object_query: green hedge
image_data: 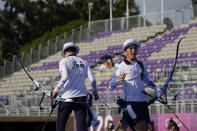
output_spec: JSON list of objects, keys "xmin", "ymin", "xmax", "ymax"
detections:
[{"xmin": 20, "ymin": 19, "xmax": 87, "ymax": 54}]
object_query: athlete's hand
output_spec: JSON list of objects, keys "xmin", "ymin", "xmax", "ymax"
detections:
[
  {"xmin": 117, "ymin": 73, "xmax": 127, "ymax": 82},
  {"xmin": 93, "ymin": 91, "xmax": 99, "ymax": 101},
  {"xmin": 157, "ymin": 87, "xmax": 165, "ymax": 96},
  {"xmin": 49, "ymin": 90, "xmax": 57, "ymax": 99}
]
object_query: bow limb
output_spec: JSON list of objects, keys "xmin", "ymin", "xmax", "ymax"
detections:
[{"xmin": 143, "ymin": 37, "xmax": 184, "ymax": 105}]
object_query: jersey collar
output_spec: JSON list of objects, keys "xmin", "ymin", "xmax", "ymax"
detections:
[{"xmin": 123, "ymin": 59, "xmax": 136, "ymax": 65}]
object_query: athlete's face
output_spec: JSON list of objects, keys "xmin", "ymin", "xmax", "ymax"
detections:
[
  {"xmin": 125, "ymin": 44, "xmax": 138, "ymax": 61},
  {"xmin": 64, "ymin": 51, "xmax": 76, "ymax": 57}
]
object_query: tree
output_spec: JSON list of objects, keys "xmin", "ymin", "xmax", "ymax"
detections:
[
  {"xmin": 0, "ymin": 0, "xmax": 27, "ymax": 58},
  {"xmin": 0, "ymin": 0, "xmax": 79, "ymax": 59},
  {"xmin": 113, "ymin": 0, "xmax": 140, "ymax": 18},
  {"xmin": 91, "ymin": 0, "xmax": 110, "ymax": 20},
  {"xmin": 72, "ymin": 0, "xmax": 140, "ymax": 21},
  {"xmin": 164, "ymin": 17, "xmax": 174, "ymax": 30},
  {"xmin": 192, "ymin": 0, "xmax": 197, "ymax": 17},
  {"xmin": 72, "ymin": 0, "xmax": 89, "ymax": 20},
  {"xmin": 0, "ymin": 0, "xmax": 140, "ymax": 60}
]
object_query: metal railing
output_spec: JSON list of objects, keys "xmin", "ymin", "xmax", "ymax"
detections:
[
  {"xmin": 1, "ymin": 89, "xmax": 197, "ymax": 116},
  {"xmin": 1, "ymin": 62, "xmax": 197, "ymax": 116}
]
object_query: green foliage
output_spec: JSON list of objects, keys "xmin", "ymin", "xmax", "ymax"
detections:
[
  {"xmin": 164, "ymin": 17, "xmax": 174, "ymax": 30},
  {"xmin": 192, "ymin": 0, "xmax": 197, "ymax": 17},
  {"xmin": 91, "ymin": 0, "xmax": 109, "ymax": 20},
  {"xmin": 72, "ymin": 0, "xmax": 140, "ymax": 20},
  {"xmin": 0, "ymin": 0, "xmax": 140, "ymax": 60},
  {"xmin": 20, "ymin": 19, "xmax": 87, "ymax": 53},
  {"xmin": 0, "ymin": 0, "xmax": 80, "ymax": 59},
  {"xmin": 72, "ymin": 0, "xmax": 89, "ymax": 20},
  {"xmin": 113, "ymin": 0, "xmax": 140, "ymax": 18}
]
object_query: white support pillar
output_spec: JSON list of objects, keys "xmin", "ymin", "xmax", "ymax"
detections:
[
  {"xmin": 143, "ymin": 0, "xmax": 146, "ymax": 26},
  {"xmin": 126, "ymin": 0, "xmax": 129, "ymax": 29},
  {"xmin": 161, "ymin": 0, "xmax": 164, "ymax": 24},
  {"xmin": 88, "ymin": 2, "xmax": 93, "ymax": 39},
  {"xmin": 110, "ymin": 0, "xmax": 113, "ymax": 31}
]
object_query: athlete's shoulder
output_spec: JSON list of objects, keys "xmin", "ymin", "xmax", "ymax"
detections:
[
  {"xmin": 119, "ymin": 61, "xmax": 127, "ymax": 67},
  {"xmin": 114, "ymin": 62, "xmax": 125, "ymax": 72},
  {"xmin": 76, "ymin": 56, "xmax": 87, "ymax": 64},
  {"xmin": 59, "ymin": 58, "xmax": 69, "ymax": 65},
  {"xmin": 136, "ymin": 59, "xmax": 143, "ymax": 64},
  {"xmin": 59, "ymin": 58, "xmax": 65, "ymax": 63},
  {"xmin": 136, "ymin": 60, "xmax": 145, "ymax": 68},
  {"xmin": 76, "ymin": 56, "xmax": 84, "ymax": 60}
]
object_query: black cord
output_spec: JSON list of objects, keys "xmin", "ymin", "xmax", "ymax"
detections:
[
  {"xmin": 39, "ymin": 93, "xmax": 46, "ymax": 110},
  {"xmin": 41, "ymin": 101, "xmax": 59, "ymax": 131}
]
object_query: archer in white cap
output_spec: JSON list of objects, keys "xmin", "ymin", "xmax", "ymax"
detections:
[
  {"xmin": 61, "ymin": 42, "xmax": 80, "ymax": 57},
  {"xmin": 110, "ymin": 38, "xmax": 160, "ymax": 131},
  {"xmin": 50, "ymin": 42, "xmax": 99, "ymax": 131},
  {"xmin": 122, "ymin": 38, "xmax": 141, "ymax": 51}
]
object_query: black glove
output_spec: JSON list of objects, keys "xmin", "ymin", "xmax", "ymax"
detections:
[{"xmin": 92, "ymin": 91, "xmax": 99, "ymax": 101}]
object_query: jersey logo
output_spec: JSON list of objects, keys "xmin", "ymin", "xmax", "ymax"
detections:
[
  {"xmin": 71, "ymin": 60, "xmax": 85, "ymax": 77},
  {"xmin": 72, "ymin": 60, "xmax": 84, "ymax": 68},
  {"xmin": 79, "ymin": 61, "xmax": 84, "ymax": 68},
  {"xmin": 123, "ymin": 59, "xmax": 144, "ymax": 80},
  {"xmin": 72, "ymin": 60, "xmax": 79, "ymax": 68}
]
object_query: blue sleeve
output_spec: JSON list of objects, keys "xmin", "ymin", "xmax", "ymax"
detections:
[
  {"xmin": 87, "ymin": 63, "xmax": 97, "ymax": 92},
  {"xmin": 110, "ymin": 66, "xmax": 121, "ymax": 89},
  {"xmin": 142, "ymin": 64, "xmax": 158, "ymax": 90},
  {"xmin": 91, "ymin": 80, "xmax": 97, "ymax": 91}
]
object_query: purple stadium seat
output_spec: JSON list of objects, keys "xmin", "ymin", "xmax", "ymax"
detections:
[
  {"xmin": 185, "ymin": 88, "xmax": 195, "ymax": 99},
  {"xmin": 28, "ymin": 22, "xmax": 197, "ymax": 76},
  {"xmin": 0, "ymin": 96, "xmax": 9, "ymax": 105}
]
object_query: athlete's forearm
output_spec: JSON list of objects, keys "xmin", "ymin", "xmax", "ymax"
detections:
[
  {"xmin": 110, "ymin": 76, "xmax": 119, "ymax": 89},
  {"xmin": 145, "ymin": 80, "xmax": 159, "ymax": 90},
  {"xmin": 54, "ymin": 77, "xmax": 67, "ymax": 92}
]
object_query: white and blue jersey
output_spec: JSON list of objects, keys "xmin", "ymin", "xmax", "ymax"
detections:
[
  {"xmin": 110, "ymin": 60, "xmax": 158, "ymax": 102},
  {"xmin": 55, "ymin": 55, "xmax": 97, "ymax": 99}
]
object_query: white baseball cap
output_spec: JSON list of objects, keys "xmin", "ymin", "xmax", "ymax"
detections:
[
  {"xmin": 122, "ymin": 38, "xmax": 141, "ymax": 51},
  {"xmin": 61, "ymin": 42, "xmax": 80, "ymax": 57}
]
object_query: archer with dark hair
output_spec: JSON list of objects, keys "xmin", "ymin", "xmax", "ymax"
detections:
[
  {"xmin": 167, "ymin": 118, "xmax": 179, "ymax": 131},
  {"xmin": 110, "ymin": 39, "xmax": 160, "ymax": 131}
]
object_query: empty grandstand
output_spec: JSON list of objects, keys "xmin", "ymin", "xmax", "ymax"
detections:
[{"xmin": 0, "ymin": 2, "xmax": 197, "ymax": 131}]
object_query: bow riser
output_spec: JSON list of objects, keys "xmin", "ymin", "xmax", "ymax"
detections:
[{"xmin": 146, "ymin": 37, "xmax": 184, "ymax": 105}]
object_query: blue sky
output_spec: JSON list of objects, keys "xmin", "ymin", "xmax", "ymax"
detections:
[
  {"xmin": 0, "ymin": 0, "xmax": 4, "ymax": 10},
  {"xmin": 135, "ymin": 0, "xmax": 191, "ymax": 14}
]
